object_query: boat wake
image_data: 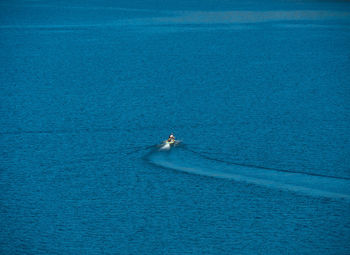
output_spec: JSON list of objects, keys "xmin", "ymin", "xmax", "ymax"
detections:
[{"xmin": 145, "ymin": 145, "xmax": 350, "ymax": 201}]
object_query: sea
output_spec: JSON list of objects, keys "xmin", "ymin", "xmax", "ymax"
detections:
[{"xmin": 1, "ymin": 0, "xmax": 350, "ymax": 254}]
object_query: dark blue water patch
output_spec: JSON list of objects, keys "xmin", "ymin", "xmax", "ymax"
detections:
[{"xmin": 6, "ymin": 0, "xmax": 346, "ymax": 12}]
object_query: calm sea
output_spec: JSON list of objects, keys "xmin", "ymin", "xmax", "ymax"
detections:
[{"xmin": 1, "ymin": 0, "xmax": 350, "ymax": 254}]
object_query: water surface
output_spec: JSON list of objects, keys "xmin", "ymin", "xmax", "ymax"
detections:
[{"xmin": 1, "ymin": 0, "xmax": 350, "ymax": 254}]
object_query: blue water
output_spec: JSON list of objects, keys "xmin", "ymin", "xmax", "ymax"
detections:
[{"xmin": 1, "ymin": 0, "xmax": 350, "ymax": 254}]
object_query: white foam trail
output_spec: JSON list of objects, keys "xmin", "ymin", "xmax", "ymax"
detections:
[
  {"xmin": 147, "ymin": 148, "xmax": 350, "ymax": 201},
  {"xmin": 159, "ymin": 143, "xmax": 171, "ymax": 151}
]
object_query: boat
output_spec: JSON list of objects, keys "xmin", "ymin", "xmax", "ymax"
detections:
[
  {"xmin": 166, "ymin": 138, "xmax": 175, "ymax": 145},
  {"xmin": 160, "ymin": 138, "xmax": 176, "ymax": 150}
]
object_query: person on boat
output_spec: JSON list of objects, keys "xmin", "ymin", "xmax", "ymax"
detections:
[{"xmin": 168, "ymin": 133, "xmax": 175, "ymax": 142}]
